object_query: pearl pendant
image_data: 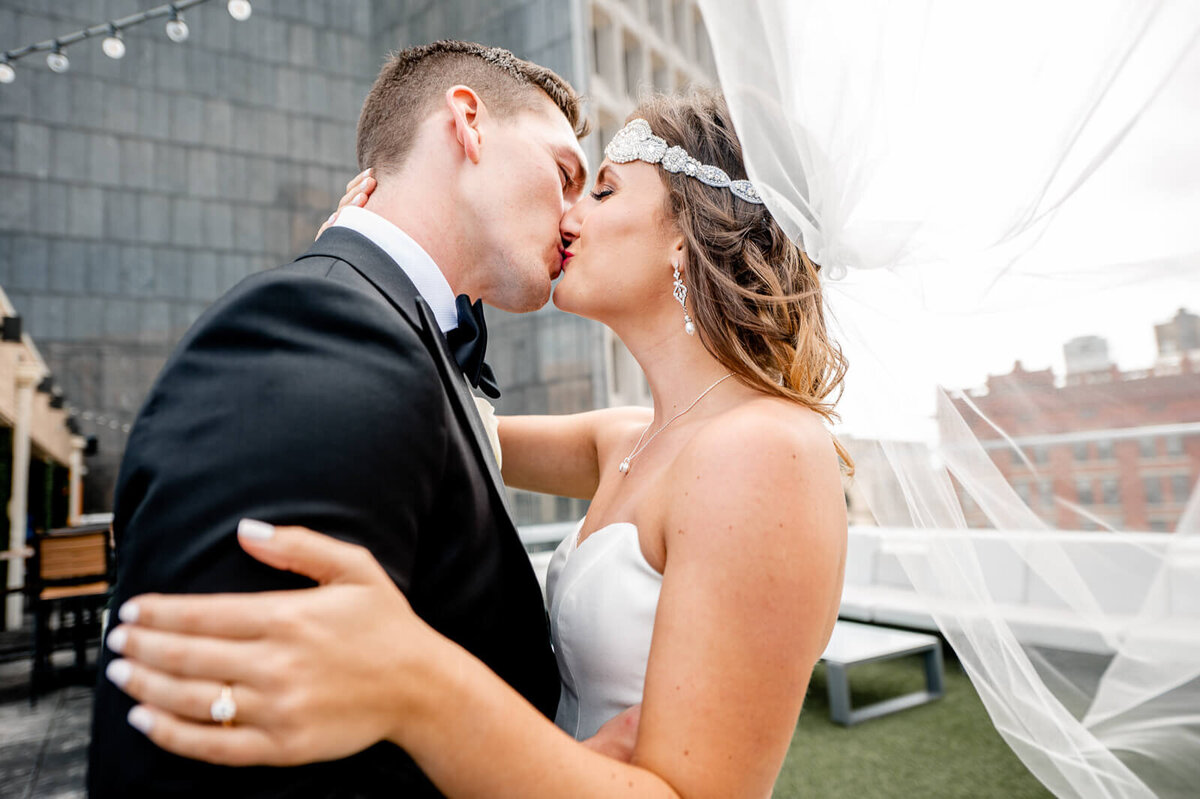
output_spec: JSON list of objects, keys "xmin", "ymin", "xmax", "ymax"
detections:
[
  {"xmin": 618, "ymin": 458, "xmax": 630, "ymax": 474},
  {"xmin": 685, "ymin": 320, "xmax": 695, "ymax": 335}
]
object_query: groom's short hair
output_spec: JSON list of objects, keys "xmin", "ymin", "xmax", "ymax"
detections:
[{"xmin": 357, "ymin": 40, "xmax": 589, "ymax": 174}]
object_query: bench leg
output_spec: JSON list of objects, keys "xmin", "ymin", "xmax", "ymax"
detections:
[
  {"xmin": 923, "ymin": 642, "xmax": 945, "ymax": 698},
  {"xmin": 825, "ymin": 644, "xmax": 946, "ymax": 726},
  {"xmin": 825, "ymin": 663, "xmax": 854, "ymax": 726}
]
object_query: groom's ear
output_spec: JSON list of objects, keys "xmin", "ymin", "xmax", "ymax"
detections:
[{"xmin": 445, "ymin": 85, "xmax": 484, "ymax": 165}]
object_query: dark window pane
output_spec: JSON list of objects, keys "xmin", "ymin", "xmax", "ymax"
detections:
[
  {"xmin": 1077, "ymin": 479, "xmax": 1094, "ymax": 505},
  {"xmin": 1171, "ymin": 474, "xmax": 1192, "ymax": 502},
  {"xmin": 1102, "ymin": 478, "xmax": 1119, "ymax": 505},
  {"xmin": 1143, "ymin": 477, "xmax": 1162, "ymax": 504}
]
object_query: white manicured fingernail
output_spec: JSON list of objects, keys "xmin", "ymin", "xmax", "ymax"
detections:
[
  {"xmin": 106, "ymin": 626, "xmax": 127, "ymax": 654},
  {"xmin": 128, "ymin": 705, "xmax": 155, "ymax": 734},
  {"xmin": 352, "ymin": 192, "xmax": 366, "ymax": 205},
  {"xmin": 238, "ymin": 518, "xmax": 276, "ymax": 541},
  {"xmin": 117, "ymin": 601, "xmax": 139, "ymax": 624},
  {"xmin": 326, "ymin": 212, "xmax": 337, "ymax": 223},
  {"xmin": 106, "ymin": 658, "xmax": 132, "ymax": 688}
]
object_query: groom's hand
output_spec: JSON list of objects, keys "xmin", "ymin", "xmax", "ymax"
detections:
[{"xmin": 582, "ymin": 704, "xmax": 641, "ymax": 763}]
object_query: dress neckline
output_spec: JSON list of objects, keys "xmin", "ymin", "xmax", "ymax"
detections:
[{"xmin": 573, "ymin": 519, "xmax": 638, "ymax": 552}]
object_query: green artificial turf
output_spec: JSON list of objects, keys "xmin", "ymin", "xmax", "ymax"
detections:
[{"xmin": 773, "ymin": 650, "xmax": 1053, "ymax": 798}]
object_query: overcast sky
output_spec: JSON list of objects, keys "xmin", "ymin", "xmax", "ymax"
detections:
[{"xmin": 811, "ymin": 15, "xmax": 1200, "ymax": 439}]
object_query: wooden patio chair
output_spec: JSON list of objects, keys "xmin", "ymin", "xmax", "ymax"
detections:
[{"xmin": 28, "ymin": 523, "xmax": 113, "ymax": 703}]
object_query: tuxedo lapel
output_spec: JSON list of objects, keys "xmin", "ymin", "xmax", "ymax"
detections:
[
  {"xmin": 298, "ymin": 226, "xmax": 514, "ymax": 521},
  {"xmin": 297, "ymin": 227, "xmax": 422, "ymax": 328},
  {"xmin": 416, "ymin": 299, "xmax": 514, "ymax": 519}
]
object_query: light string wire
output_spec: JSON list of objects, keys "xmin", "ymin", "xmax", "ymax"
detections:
[{"xmin": 0, "ymin": 0, "xmax": 252, "ymax": 83}]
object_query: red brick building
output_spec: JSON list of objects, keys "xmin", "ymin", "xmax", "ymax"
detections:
[{"xmin": 952, "ymin": 310, "xmax": 1200, "ymax": 532}]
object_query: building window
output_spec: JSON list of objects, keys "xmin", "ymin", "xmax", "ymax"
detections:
[
  {"xmin": 592, "ymin": 11, "xmax": 619, "ymax": 90},
  {"xmin": 1014, "ymin": 480, "xmax": 1031, "ymax": 505},
  {"xmin": 1097, "ymin": 440, "xmax": 1114, "ymax": 460},
  {"xmin": 1039, "ymin": 479, "xmax": 1054, "ymax": 508},
  {"xmin": 1166, "ymin": 435, "xmax": 1184, "ymax": 457},
  {"xmin": 1143, "ymin": 476, "xmax": 1162, "ymax": 504},
  {"xmin": 1102, "ymin": 478, "xmax": 1119, "ymax": 506},
  {"xmin": 1032, "ymin": 445, "xmax": 1049, "ymax": 464},
  {"xmin": 556, "ymin": 495, "xmax": 574, "ymax": 521},
  {"xmin": 610, "ymin": 336, "xmax": 622, "ymax": 396},
  {"xmin": 1073, "ymin": 442, "xmax": 1089, "ymax": 461},
  {"xmin": 673, "ymin": 0, "xmax": 691, "ymax": 54},
  {"xmin": 623, "ymin": 32, "xmax": 644, "ymax": 96},
  {"xmin": 1076, "ymin": 479, "xmax": 1094, "ymax": 505},
  {"xmin": 651, "ymin": 52, "xmax": 669, "ymax": 90},
  {"xmin": 1171, "ymin": 473, "xmax": 1192, "ymax": 502},
  {"xmin": 648, "ymin": 0, "xmax": 666, "ymax": 34},
  {"xmin": 693, "ymin": 8, "xmax": 715, "ymax": 73},
  {"xmin": 1139, "ymin": 437, "xmax": 1157, "ymax": 458},
  {"xmin": 1149, "ymin": 519, "xmax": 1168, "ymax": 532}
]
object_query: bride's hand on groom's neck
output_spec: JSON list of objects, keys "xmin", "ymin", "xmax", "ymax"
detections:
[{"xmin": 316, "ymin": 168, "xmax": 377, "ymax": 239}]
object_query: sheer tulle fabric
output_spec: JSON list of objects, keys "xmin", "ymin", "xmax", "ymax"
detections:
[{"xmin": 697, "ymin": 1, "xmax": 1200, "ymax": 796}]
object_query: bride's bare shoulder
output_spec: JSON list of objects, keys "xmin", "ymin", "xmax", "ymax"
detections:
[
  {"xmin": 664, "ymin": 397, "xmax": 845, "ymax": 541},
  {"xmin": 695, "ymin": 397, "xmax": 838, "ymax": 469}
]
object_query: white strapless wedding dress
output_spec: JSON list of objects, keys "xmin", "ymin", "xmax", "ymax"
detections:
[{"xmin": 544, "ymin": 520, "xmax": 663, "ymax": 740}]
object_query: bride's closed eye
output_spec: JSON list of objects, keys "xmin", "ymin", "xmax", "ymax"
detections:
[{"xmin": 590, "ymin": 187, "xmax": 614, "ymax": 200}]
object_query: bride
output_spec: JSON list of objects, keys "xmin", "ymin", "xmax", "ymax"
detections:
[{"xmin": 102, "ymin": 89, "xmax": 849, "ymax": 797}]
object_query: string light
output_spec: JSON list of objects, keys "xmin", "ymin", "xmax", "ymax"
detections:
[
  {"xmin": 46, "ymin": 42, "xmax": 69, "ymax": 74},
  {"xmin": 66, "ymin": 406, "xmax": 133, "ymax": 437},
  {"xmin": 227, "ymin": 0, "xmax": 252, "ymax": 22},
  {"xmin": 0, "ymin": 0, "xmax": 252, "ymax": 85},
  {"xmin": 164, "ymin": 6, "xmax": 190, "ymax": 43},
  {"xmin": 101, "ymin": 25, "xmax": 125, "ymax": 60}
]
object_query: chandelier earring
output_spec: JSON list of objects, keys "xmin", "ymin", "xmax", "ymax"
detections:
[{"xmin": 672, "ymin": 263, "xmax": 695, "ymax": 336}]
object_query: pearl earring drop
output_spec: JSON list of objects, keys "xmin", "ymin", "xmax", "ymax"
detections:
[{"xmin": 673, "ymin": 264, "xmax": 695, "ymax": 335}]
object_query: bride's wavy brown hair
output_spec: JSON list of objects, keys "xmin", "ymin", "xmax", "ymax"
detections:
[{"xmin": 632, "ymin": 88, "xmax": 852, "ymax": 471}]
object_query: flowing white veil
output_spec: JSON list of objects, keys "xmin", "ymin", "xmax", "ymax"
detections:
[{"xmin": 696, "ymin": 1, "xmax": 1200, "ymax": 796}]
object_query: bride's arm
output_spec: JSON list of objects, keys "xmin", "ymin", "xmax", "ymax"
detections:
[
  {"xmin": 105, "ymin": 410, "xmax": 844, "ymax": 797},
  {"xmin": 497, "ymin": 407, "xmax": 649, "ymax": 498},
  {"xmin": 398, "ymin": 411, "xmax": 845, "ymax": 798}
]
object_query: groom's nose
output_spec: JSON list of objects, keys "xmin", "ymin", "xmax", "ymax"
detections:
[{"xmin": 559, "ymin": 203, "xmax": 582, "ymax": 245}]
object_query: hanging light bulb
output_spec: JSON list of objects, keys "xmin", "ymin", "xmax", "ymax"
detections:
[
  {"xmin": 102, "ymin": 25, "xmax": 125, "ymax": 59},
  {"xmin": 165, "ymin": 7, "xmax": 190, "ymax": 43},
  {"xmin": 227, "ymin": 0, "xmax": 253, "ymax": 21},
  {"xmin": 46, "ymin": 42, "xmax": 70, "ymax": 73},
  {"xmin": 0, "ymin": 58, "xmax": 14, "ymax": 84}
]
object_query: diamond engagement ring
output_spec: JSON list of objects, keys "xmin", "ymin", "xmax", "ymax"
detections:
[{"xmin": 210, "ymin": 684, "xmax": 237, "ymax": 726}]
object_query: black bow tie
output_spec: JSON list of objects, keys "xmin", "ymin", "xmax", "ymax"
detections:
[{"xmin": 446, "ymin": 294, "xmax": 501, "ymax": 399}]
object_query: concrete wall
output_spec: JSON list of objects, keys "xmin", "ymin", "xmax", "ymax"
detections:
[{"xmin": 0, "ymin": 0, "xmax": 378, "ymax": 509}]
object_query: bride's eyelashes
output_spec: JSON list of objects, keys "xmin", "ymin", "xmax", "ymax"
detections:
[{"xmin": 589, "ymin": 187, "xmax": 614, "ymax": 201}]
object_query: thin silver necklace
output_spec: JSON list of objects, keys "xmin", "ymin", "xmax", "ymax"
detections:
[{"xmin": 618, "ymin": 373, "xmax": 735, "ymax": 475}]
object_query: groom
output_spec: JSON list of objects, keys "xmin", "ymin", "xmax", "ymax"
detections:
[{"xmin": 89, "ymin": 41, "xmax": 590, "ymax": 797}]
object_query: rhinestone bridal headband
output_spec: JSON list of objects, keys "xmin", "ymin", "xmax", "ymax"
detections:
[{"xmin": 605, "ymin": 118, "xmax": 765, "ymax": 205}]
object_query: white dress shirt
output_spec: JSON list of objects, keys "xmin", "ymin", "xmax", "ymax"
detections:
[
  {"xmin": 331, "ymin": 207, "xmax": 501, "ymax": 465},
  {"xmin": 332, "ymin": 206, "xmax": 459, "ymax": 334}
]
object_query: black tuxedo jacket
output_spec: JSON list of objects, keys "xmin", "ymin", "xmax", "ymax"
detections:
[{"xmin": 88, "ymin": 227, "xmax": 559, "ymax": 797}]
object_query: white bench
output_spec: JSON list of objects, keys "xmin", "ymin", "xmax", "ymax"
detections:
[
  {"xmin": 819, "ymin": 620, "xmax": 945, "ymax": 725},
  {"xmin": 839, "ymin": 526, "xmax": 1198, "ymax": 655}
]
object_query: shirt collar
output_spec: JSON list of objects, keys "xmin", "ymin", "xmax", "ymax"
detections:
[{"xmin": 332, "ymin": 206, "xmax": 459, "ymax": 334}]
